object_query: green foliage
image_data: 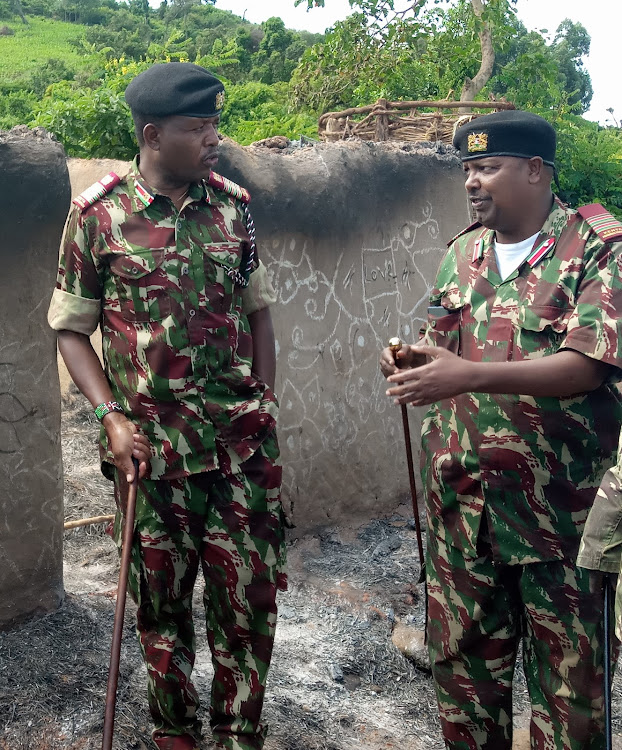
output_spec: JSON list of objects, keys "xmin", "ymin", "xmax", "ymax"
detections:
[
  {"xmin": 34, "ymin": 82, "xmax": 136, "ymax": 157},
  {"xmin": 221, "ymin": 81, "xmax": 317, "ymax": 143},
  {"xmin": 490, "ymin": 17, "xmax": 592, "ymax": 113},
  {"xmin": 292, "ymin": 0, "xmax": 622, "ymax": 218},
  {"xmin": 252, "ymin": 16, "xmax": 306, "ymax": 85},
  {"xmin": 0, "ymin": 16, "xmax": 84, "ymax": 86},
  {"xmin": 0, "ymin": 89, "xmax": 37, "ymax": 129},
  {"xmin": 291, "ymin": 0, "xmax": 523, "ymax": 112},
  {"xmin": 0, "ymin": 0, "xmax": 619, "ymax": 218},
  {"xmin": 550, "ymin": 115, "xmax": 622, "ymax": 219}
]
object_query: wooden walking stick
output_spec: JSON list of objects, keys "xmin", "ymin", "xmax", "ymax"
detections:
[
  {"xmin": 604, "ymin": 574, "xmax": 613, "ymax": 750},
  {"xmin": 102, "ymin": 458, "xmax": 139, "ymax": 750},
  {"xmin": 388, "ymin": 337, "xmax": 426, "ymax": 583}
]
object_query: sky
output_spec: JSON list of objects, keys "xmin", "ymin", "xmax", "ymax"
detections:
[{"xmin": 213, "ymin": 0, "xmax": 620, "ymax": 126}]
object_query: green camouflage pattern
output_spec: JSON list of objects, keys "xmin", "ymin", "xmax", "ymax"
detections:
[
  {"xmin": 427, "ymin": 529, "xmax": 615, "ymax": 750},
  {"xmin": 420, "ymin": 198, "xmax": 622, "ymax": 566},
  {"xmin": 578, "ymin": 428, "xmax": 622, "ymax": 640},
  {"xmin": 49, "ymin": 159, "xmax": 278, "ymax": 480},
  {"xmin": 112, "ymin": 433, "xmax": 286, "ymax": 750}
]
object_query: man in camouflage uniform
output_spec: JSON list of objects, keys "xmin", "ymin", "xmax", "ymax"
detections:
[
  {"xmin": 380, "ymin": 110, "xmax": 622, "ymax": 749},
  {"xmin": 48, "ymin": 63, "xmax": 286, "ymax": 750}
]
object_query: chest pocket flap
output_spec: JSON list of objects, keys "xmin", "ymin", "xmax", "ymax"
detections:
[
  {"xmin": 109, "ymin": 249, "xmax": 164, "ymax": 279},
  {"xmin": 204, "ymin": 242, "xmax": 242, "ymax": 271},
  {"xmin": 108, "ymin": 250, "xmax": 170, "ymax": 322},
  {"xmin": 515, "ymin": 303, "xmax": 571, "ymax": 359},
  {"xmin": 517, "ymin": 304, "xmax": 570, "ymax": 334}
]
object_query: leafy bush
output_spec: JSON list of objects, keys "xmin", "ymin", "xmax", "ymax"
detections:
[
  {"xmin": 551, "ymin": 114, "xmax": 622, "ymax": 219},
  {"xmin": 223, "ymin": 82, "xmax": 317, "ymax": 143}
]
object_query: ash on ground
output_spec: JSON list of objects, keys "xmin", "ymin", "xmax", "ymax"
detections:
[{"xmin": 1, "ymin": 387, "xmax": 621, "ymax": 750}]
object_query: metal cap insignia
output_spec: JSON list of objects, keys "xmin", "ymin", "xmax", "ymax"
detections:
[
  {"xmin": 215, "ymin": 90, "xmax": 225, "ymax": 110},
  {"xmin": 467, "ymin": 132, "xmax": 488, "ymax": 153}
]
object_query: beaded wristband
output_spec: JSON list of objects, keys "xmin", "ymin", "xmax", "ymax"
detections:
[{"xmin": 94, "ymin": 401, "xmax": 124, "ymax": 421}]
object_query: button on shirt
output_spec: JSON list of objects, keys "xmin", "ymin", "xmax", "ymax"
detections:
[{"xmin": 49, "ymin": 161, "xmax": 278, "ymax": 479}]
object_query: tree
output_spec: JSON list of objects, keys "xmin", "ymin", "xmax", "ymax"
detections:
[
  {"xmin": 251, "ymin": 17, "xmax": 307, "ymax": 85},
  {"xmin": 459, "ymin": 0, "xmax": 493, "ymax": 106},
  {"xmin": 294, "ymin": 0, "xmax": 517, "ymax": 106},
  {"xmin": 291, "ymin": 0, "xmax": 595, "ymax": 117},
  {"xmin": 551, "ymin": 19, "xmax": 592, "ymax": 112},
  {"xmin": 11, "ymin": 0, "xmax": 27, "ymax": 24}
]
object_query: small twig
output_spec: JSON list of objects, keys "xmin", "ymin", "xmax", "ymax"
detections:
[{"xmin": 63, "ymin": 514, "xmax": 114, "ymax": 530}]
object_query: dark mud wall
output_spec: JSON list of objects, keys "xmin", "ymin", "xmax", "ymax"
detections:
[
  {"xmin": 65, "ymin": 139, "xmax": 470, "ymax": 533},
  {"xmin": 0, "ymin": 129, "xmax": 70, "ymax": 627}
]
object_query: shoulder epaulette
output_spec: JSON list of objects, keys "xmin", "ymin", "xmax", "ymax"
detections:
[
  {"xmin": 576, "ymin": 203, "xmax": 622, "ymax": 243},
  {"xmin": 208, "ymin": 171, "xmax": 251, "ymax": 204},
  {"xmin": 73, "ymin": 172, "xmax": 121, "ymax": 211},
  {"xmin": 447, "ymin": 220, "xmax": 482, "ymax": 248}
]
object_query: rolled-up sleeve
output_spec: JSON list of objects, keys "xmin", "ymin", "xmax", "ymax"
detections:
[
  {"xmin": 47, "ymin": 207, "xmax": 102, "ymax": 335},
  {"xmin": 562, "ymin": 235, "xmax": 622, "ymax": 371},
  {"xmin": 241, "ymin": 259, "xmax": 277, "ymax": 315},
  {"xmin": 578, "ymin": 429, "xmax": 622, "ymax": 572}
]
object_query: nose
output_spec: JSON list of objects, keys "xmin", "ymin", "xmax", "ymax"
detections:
[
  {"xmin": 204, "ymin": 124, "xmax": 219, "ymax": 147},
  {"xmin": 464, "ymin": 168, "xmax": 479, "ymax": 191}
]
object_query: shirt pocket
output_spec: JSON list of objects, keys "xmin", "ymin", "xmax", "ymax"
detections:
[
  {"xmin": 204, "ymin": 241, "xmax": 244, "ymax": 278},
  {"xmin": 514, "ymin": 304, "xmax": 571, "ymax": 360},
  {"xmin": 108, "ymin": 250, "xmax": 171, "ymax": 323},
  {"xmin": 202, "ymin": 241, "xmax": 249, "ymax": 313},
  {"xmin": 426, "ymin": 289, "xmax": 464, "ymax": 355}
]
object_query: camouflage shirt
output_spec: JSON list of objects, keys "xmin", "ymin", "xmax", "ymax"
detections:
[
  {"xmin": 420, "ymin": 198, "xmax": 622, "ymax": 565},
  {"xmin": 49, "ymin": 160, "xmax": 278, "ymax": 480}
]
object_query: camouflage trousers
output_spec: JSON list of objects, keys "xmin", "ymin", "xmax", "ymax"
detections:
[
  {"xmin": 112, "ymin": 433, "xmax": 287, "ymax": 750},
  {"xmin": 426, "ymin": 529, "xmax": 615, "ymax": 750}
]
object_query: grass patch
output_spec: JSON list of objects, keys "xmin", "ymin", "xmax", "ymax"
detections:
[{"xmin": 0, "ymin": 17, "xmax": 85, "ymax": 88}]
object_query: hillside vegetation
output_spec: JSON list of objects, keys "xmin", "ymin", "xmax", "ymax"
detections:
[{"xmin": 0, "ymin": 0, "xmax": 620, "ymax": 215}]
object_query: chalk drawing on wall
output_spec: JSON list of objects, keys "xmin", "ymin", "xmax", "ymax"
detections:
[
  {"xmin": 0, "ymin": 363, "xmax": 30, "ymax": 454},
  {"xmin": 263, "ymin": 204, "xmax": 445, "ymax": 506}
]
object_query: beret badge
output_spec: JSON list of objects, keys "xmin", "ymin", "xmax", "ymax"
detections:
[
  {"xmin": 467, "ymin": 132, "xmax": 488, "ymax": 153},
  {"xmin": 215, "ymin": 90, "xmax": 225, "ymax": 110}
]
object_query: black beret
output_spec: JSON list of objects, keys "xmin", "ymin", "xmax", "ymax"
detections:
[
  {"xmin": 453, "ymin": 110, "xmax": 556, "ymax": 166},
  {"xmin": 125, "ymin": 62, "xmax": 225, "ymax": 118}
]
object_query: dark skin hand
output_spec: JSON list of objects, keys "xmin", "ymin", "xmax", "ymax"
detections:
[
  {"xmin": 248, "ymin": 306, "xmax": 277, "ymax": 390},
  {"xmin": 57, "ymin": 330, "xmax": 151, "ymax": 482},
  {"xmin": 381, "ymin": 344, "xmax": 612, "ymax": 406},
  {"xmin": 380, "ymin": 341, "xmax": 428, "ymax": 378}
]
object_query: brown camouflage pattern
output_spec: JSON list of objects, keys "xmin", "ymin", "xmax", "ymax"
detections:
[
  {"xmin": 427, "ymin": 529, "xmax": 616, "ymax": 750},
  {"xmin": 420, "ymin": 197, "xmax": 622, "ymax": 566},
  {"xmin": 112, "ymin": 433, "xmax": 285, "ymax": 750},
  {"xmin": 49, "ymin": 159, "xmax": 278, "ymax": 480}
]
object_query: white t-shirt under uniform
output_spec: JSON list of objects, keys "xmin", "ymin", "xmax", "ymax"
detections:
[{"xmin": 494, "ymin": 231, "xmax": 540, "ymax": 281}]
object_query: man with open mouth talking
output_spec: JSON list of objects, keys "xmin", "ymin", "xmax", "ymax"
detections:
[{"xmin": 380, "ymin": 109, "xmax": 622, "ymax": 750}]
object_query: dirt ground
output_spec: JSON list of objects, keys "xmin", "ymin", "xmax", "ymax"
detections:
[{"xmin": 2, "ymin": 387, "xmax": 622, "ymax": 750}]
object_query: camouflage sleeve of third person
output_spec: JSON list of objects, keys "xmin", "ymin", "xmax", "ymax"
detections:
[{"xmin": 578, "ymin": 428, "xmax": 622, "ymax": 573}]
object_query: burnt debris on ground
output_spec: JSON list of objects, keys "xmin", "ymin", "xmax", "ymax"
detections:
[{"xmin": 1, "ymin": 386, "xmax": 621, "ymax": 749}]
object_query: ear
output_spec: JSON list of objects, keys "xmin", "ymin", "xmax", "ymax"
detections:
[
  {"xmin": 142, "ymin": 123, "xmax": 161, "ymax": 152},
  {"xmin": 527, "ymin": 156, "xmax": 544, "ymax": 184}
]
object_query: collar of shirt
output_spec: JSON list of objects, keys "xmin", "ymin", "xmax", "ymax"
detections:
[
  {"xmin": 124, "ymin": 157, "xmax": 217, "ymax": 213},
  {"xmin": 471, "ymin": 196, "xmax": 575, "ymax": 270}
]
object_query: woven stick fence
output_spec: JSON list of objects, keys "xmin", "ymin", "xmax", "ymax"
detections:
[{"xmin": 318, "ymin": 98, "xmax": 515, "ymax": 144}]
